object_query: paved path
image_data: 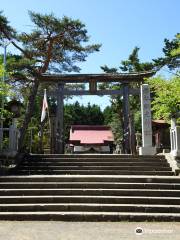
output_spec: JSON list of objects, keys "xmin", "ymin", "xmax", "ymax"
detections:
[{"xmin": 0, "ymin": 221, "xmax": 180, "ymax": 240}]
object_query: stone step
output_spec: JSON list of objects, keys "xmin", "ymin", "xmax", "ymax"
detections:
[
  {"xmin": 0, "ymin": 182, "xmax": 180, "ymax": 189},
  {"xmin": 0, "ymin": 189, "xmax": 179, "ymax": 197},
  {"xmin": 1, "ymin": 154, "xmax": 178, "ymax": 222},
  {"xmin": 18, "ymin": 166, "xmax": 172, "ymax": 171},
  {"xmin": 1, "ymin": 175, "xmax": 180, "ymax": 183},
  {"xmin": 22, "ymin": 161, "xmax": 170, "ymax": 166},
  {"xmin": 28, "ymin": 158, "xmax": 167, "ymax": 162},
  {"xmin": 30, "ymin": 154, "xmax": 166, "ymax": 159},
  {"xmin": 14, "ymin": 170, "xmax": 174, "ymax": 175},
  {"xmin": 0, "ymin": 211, "xmax": 179, "ymax": 221},
  {"xmin": 30, "ymin": 154, "xmax": 131, "ymax": 158},
  {"xmin": 0, "ymin": 203, "xmax": 180, "ymax": 213},
  {"xmin": 0, "ymin": 195, "xmax": 180, "ymax": 205},
  {"xmin": 30, "ymin": 154, "xmax": 165, "ymax": 158}
]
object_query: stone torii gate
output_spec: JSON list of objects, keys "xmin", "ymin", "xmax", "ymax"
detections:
[{"xmin": 39, "ymin": 71, "xmax": 156, "ymax": 155}]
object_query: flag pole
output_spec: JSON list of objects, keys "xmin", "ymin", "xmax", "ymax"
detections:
[
  {"xmin": 40, "ymin": 89, "xmax": 52, "ymax": 153},
  {"xmin": 45, "ymin": 89, "xmax": 52, "ymax": 151},
  {"xmin": 47, "ymin": 102, "xmax": 52, "ymax": 151}
]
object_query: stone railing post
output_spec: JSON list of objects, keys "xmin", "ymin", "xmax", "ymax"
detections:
[{"xmin": 170, "ymin": 118, "xmax": 180, "ymax": 157}]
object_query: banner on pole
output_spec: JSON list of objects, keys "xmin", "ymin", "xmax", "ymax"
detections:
[{"xmin": 41, "ymin": 89, "xmax": 48, "ymax": 122}]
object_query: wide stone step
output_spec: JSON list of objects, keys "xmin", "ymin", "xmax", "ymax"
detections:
[
  {"xmin": 14, "ymin": 170, "xmax": 174, "ymax": 175},
  {"xmin": 30, "ymin": 154, "xmax": 166, "ymax": 158},
  {"xmin": 1, "ymin": 175, "xmax": 180, "ymax": 183},
  {"xmin": 1, "ymin": 182, "xmax": 179, "ymax": 189},
  {"xmin": 28, "ymin": 158, "xmax": 167, "ymax": 162},
  {"xmin": 0, "ymin": 203, "xmax": 180, "ymax": 213},
  {"xmin": 0, "ymin": 195, "xmax": 180, "ymax": 205},
  {"xmin": 0, "ymin": 154, "xmax": 177, "ymax": 222},
  {"xmin": 23, "ymin": 161, "xmax": 170, "ymax": 166},
  {"xmin": 30, "ymin": 154, "xmax": 133, "ymax": 159},
  {"xmin": 0, "ymin": 211, "xmax": 180, "ymax": 221},
  {"xmin": 0, "ymin": 188, "xmax": 179, "ymax": 197},
  {"xmin": 18, "ymin": 166, "xmax": 172, "ymax": 171},
  {"xmin": 0, "ymin": 211, "xmax": 179, "ymax": 221},
  {"xmin": 30, "ymin": 153, "xmax": 164, "ymax": 158}
]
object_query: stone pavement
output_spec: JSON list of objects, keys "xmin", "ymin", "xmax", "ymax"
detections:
[{"xmin": 0, "ymin": 221, "xmax": 179, "ymax": 240}]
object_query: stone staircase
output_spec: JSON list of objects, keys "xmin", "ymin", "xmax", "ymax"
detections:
[
  {"xmin": 12, "ymin": 154, "xmax": 174, "ymax": 176},
  {"xmin": 0, "ymin": 154, "xmax": 180, "ymax": 221}
]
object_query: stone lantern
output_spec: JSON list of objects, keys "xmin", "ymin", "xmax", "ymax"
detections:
[{"xmin": 6, "ymin": 99, "xmax": 22, "ymax": 155}]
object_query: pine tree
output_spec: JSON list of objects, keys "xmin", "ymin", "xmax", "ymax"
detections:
[
  {"xmin": 153, "ymin": 33, "xmax": 180, "ymax": 71},
  {"xmin": 0, "ymin": 11, "xmax": 101, "ymax": 150}
]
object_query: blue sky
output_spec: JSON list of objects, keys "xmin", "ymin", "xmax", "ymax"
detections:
[{"xmin": 1, "ymin": 0, "xmax": 179, "ymax": 109}]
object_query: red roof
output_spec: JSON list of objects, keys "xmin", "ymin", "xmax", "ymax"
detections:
[{"xmin": 69, "ymin": 125, "xmax": 114, "ymax": 145}]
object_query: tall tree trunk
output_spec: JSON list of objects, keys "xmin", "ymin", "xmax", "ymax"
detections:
[
  {"xmin": 17, "ymin": 39, "xmax": 60, "ymax": 153},
  {"xmin": 18, "ymin": 79, "xmax": 39, "ymax": 152}
]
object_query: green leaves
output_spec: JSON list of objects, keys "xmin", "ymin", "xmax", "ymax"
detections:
[
  {"xmin": 153, "ymin": 33, "xmax": 180, "ymax": 70},
  {"xmin": 0, "ymin": 11, "xmax": 101, "ymax": 76},
  {"xmin": 16, "ymin": 11, "xmax": 101, "ymax": 73},
  {"xmin": 147, "ymin": 76, "xmax": 180, "ymax": 121},
  {"xmin": 0, "ymin": 79, "xmax": 12, "ymax": 103},
  {"xmin": 0, "ymin": 64, "xmax": 14, "ymax": 117},
  {"xmin": 0, "ymin": 11, "xmax": 16, "ymax": 40},
  {"xmin": 0, "ymin": 64, "xmax": 12, "ymax": 97},
  {"xmin": 120, "ymin": 47, "xmax": 154, "ymax": 72}
]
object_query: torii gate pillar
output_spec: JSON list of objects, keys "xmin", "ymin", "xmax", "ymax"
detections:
[
  {"xmin": 55, "ymin": 83, "xmax": 64, "ymax": 154},
  {"xmin": 122, "ymin": 83, "xmax": 130, "ymax": 154}
]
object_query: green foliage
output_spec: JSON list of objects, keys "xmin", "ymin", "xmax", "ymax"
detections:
[
  {"xmin": 171, "ymin": 33, "xmax": 180, "ymax": 57},
  {"xmin": 101, "ymin": 47, "xmax": 154, "ymax": 74},
  {"xmin": 0, "ymin": 65, "xmax": 9, "ymax": 96},
  {"xmin": 134, "ymin": 110, "xmax": 142, "ymax": 132},
  {"xmin": 103, "ymin": 105, "xmax": 123, "ymax": 144},
  {"xmin": 109, "ymin": 113, "xmax": 123, "ymax": 145},
  {"xmin": 0, "ymin": 11, "xmax": 101, "ymax": 81},
  {"xmin": 101, "ymin": 65, "xmax": 118, "ymax": 73},
  {"xmin": 0, "ymin": 64, "xmax": 14, "ymax": 117},
  {"xmin": 153, "ymin": 33, "xmax": 180, "ymax": 70},
  {"xmin": 147, "ymin": 76, "xmax": 180, "ymax": 121},
  {"xmin": 103, "ymin": 106, "xmax": 113, "ymax": 125},
  {"xmin": 0, "ymin": 79, "xmax": 11, "ymax": 98},
  {"xmin": 0, "ymin": 10, "xmax": 16, "ymax": 40},
  {"xmin": 120, "ymin": 47, "xmax": 154, "ymax": 72},
  {"xmin": 11, "ymin": 11, "xmax": 100, "ymax": 75}
]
